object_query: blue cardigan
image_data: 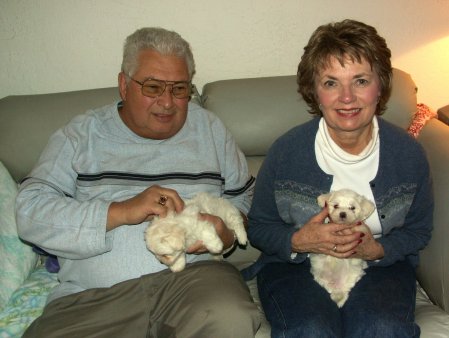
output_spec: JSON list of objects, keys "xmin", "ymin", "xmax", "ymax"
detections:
[{"xmin": 242, "ymin": 117, "xmax": 433, "ymax": 280}]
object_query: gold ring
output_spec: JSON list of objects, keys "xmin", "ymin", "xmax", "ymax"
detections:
[
  {"xmin": 332, "ymin": 244, "xmax": 337, "ymax": 252},
  {"xmin": 158, "ymin": 195, "xmax": 168, "ymax": 206}
]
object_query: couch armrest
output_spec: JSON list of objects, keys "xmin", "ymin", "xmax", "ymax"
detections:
[{"xmin": 416, "ymin": 118, "xmax": 449, "ymax": 312}]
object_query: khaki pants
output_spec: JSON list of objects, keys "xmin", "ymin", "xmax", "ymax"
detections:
[{"xmin": 24, "ymin": 261, "xmax": 260, "ymax": 338}]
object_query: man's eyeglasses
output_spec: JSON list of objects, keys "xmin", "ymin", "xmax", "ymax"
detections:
[{"xmin": 128, "ymin": 75, "xmax": 192, "ymax": 99}]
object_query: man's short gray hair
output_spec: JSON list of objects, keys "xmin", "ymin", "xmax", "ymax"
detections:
[{"xmin": 121, "ymin": 27, "xmax": 195, "ymax": 80}]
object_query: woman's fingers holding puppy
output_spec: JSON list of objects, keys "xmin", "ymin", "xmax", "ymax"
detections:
[
  {"xmin": 311, "ymin": 205, "xmax": 329, "ymax": 223},
  {"xmin": 291, "ymin": 209, "xmax": 364, "ymax": 255},
  {"xmin": 351, "ymin": 231, "xmax": 385, "ymax": 261},
  {"xmin": 327, "ymin": 223, "xmax": 364, "ymax": 255},
  {"xmin": 292, "ymin": 219, "xmax": 350, "ymax": 254},
  {"xmin": 328, "ymin": 238, "xmax": 361, "ymax": 257}
]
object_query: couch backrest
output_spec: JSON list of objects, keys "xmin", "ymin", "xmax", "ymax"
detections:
[
  {"xmin": 0, "ymin": 87, "xmax": 205, "ymax": 182},
  {"xmin": 0, "ymin": 68, "xmax": 417, "ymax": 182},
  {"xmin": 0, "ymin": 88, "xmax": 121, "ymax": 182},
  {"xmin": 201, "ymin": 68, "xmax": 417, "ymax": 175}
]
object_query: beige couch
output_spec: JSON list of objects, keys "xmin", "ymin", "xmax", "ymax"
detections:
[{"xmin": 0, "ymin": 68, "xmax": 448, "ymax": 337}]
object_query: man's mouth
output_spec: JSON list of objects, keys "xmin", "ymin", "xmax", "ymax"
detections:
[{"xmin": 153, "ymin": 112, "xmax": 174, "ymax": 122}]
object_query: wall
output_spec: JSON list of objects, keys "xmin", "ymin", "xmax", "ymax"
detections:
[{"xmin": 1, "ymin": 0, "xmax": 449, "ymax": 111}]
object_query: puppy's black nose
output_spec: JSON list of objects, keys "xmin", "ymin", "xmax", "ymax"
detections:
[{"xmin": 339, "ymin": 212, "xmax": 347, "ymax": 219}]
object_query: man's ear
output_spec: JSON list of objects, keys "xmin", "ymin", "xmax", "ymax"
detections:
[{"xmin": 118, "ymin": 72, "xmax": 128, "ymax": 101}]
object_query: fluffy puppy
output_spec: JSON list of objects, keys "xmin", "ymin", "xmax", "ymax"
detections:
[
  {"xmin": 309, "ymin": 189, "xmax": 376, "ymax": 307},
  {"xmin": 145, "ymin": 192, "xmax": 247, "ymax": 272}
]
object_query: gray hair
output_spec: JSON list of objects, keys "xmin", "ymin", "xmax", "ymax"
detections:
[{"xmin": 121, "ymin": 27, "xmax": 196, "ymax": 80}]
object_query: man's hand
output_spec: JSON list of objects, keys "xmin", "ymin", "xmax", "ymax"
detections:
[
  {"xmin": 106, "ymin": 185, "xmax": 184, "ymax": 231},
  {"xmin": 186, "ymin": 213, "xmax": 236, "ymax": 254}
]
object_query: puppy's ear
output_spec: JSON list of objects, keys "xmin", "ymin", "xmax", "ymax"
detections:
[
  {"xmin": 317, "ymin": 193, "xmax": 331, "ymax": 208},
  {"xmin": 360, "ymin": 199, "xmax": 376, "ymax": 219}
]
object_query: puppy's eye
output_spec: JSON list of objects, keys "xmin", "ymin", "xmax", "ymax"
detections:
[
  {"xmin": 349, "ymin": 206, "xmax": 356, "ymax": 211},
  {"xmin": 333, "ymin": 204, "xmax": 339, "ymax": 209}
]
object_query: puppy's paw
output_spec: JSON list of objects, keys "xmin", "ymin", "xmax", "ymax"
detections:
[
  {"xmin": 169, "ymin": 255, "xmax": 187, "ymax": 272},
  {"xmin": 331, "ymin": 291, "xmax": 349, "ymax": 308},
  {"xmin": 233, "ymin": 226, "xmax": 248, "ymax": 245}
]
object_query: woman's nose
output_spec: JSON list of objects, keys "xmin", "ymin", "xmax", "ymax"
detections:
[{"xmin": 339, "ymin": 86, "xmax": 356, "ymax": 103}]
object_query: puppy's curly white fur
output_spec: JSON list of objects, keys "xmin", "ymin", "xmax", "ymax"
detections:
[
  {"xmin": 145, "ymin": 192, "xmax": 247, "ymax": 272},
  {"xmin": 310, "ymin": 189, "xmax": 375, "ymax": 307}
]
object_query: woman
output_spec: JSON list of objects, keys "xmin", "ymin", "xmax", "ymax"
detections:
[{"xmin": 243, "ymin": 19, "xmax": 433, "ymax": 337}]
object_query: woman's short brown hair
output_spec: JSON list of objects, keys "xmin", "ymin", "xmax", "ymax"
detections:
[{"xmin": 297, "ymin": 19, "xmax": 392, "ymax": 116}]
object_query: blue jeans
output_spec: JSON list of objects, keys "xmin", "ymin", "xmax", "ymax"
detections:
[{"xmin": 257, "ymin": 259, "xmax": 419, "ymax": 338}]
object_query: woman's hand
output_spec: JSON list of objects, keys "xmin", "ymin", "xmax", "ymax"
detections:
[
  {"xmin": 350, "ymin": 227, "xmax": 385, "ymax": 260},
  {"xmin": 291, "ymin": 207, "xmax": 365, "ymax": 258},
  {"xmin": 106, "ymin": 185, "xmax": 184, "ymax": 231}
]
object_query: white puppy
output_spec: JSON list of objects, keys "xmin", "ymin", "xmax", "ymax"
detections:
[
  {"xmin": 145, "ymin": 192, "xmax": 247, "ymax": 272},
  {"xmin": 309, "ymin": 189, "xmax": 375, "ymax": 307}
]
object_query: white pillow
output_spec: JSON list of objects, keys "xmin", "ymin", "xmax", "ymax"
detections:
[{"xmin": 0, "ymin": 161, "xmax": 38, "ymax": 310}]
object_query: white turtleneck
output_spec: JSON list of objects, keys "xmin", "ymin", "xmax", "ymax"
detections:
[{"xmin": 315, "ymin": 117, "xmax": 382, "ymax": 237}]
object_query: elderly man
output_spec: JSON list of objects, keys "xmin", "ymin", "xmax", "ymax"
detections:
[{"xmin": 17, "ymin": 27, "xmax": 260, "ymax": 338}]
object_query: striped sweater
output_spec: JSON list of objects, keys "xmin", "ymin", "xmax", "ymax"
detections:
[{"xmin": 16, "ymin": 101, "xmax": 254, "ymax": 302}]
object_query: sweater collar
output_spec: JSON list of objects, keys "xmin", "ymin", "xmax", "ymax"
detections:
[{"xmin": 318, "ymin": 116, "xmax": 379, "ymax": 165}]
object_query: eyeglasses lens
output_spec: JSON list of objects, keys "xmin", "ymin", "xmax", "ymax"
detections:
[{"xmin": 142, "ymin": 79, "xmax": 191, "ymax": 99}]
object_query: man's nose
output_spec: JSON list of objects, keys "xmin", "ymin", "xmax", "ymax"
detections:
[{"xmin": 157, "ymin": 86, "xmax": 175, "ymax": 109}]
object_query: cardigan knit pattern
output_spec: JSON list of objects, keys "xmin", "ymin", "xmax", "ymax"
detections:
[
  {"xmin": 242, "ymin": 116, "xmax": 433, "ymax": 280},
  {"xmin": 16, "ymin": 101, "xmax": 254, "ymax": 302}
]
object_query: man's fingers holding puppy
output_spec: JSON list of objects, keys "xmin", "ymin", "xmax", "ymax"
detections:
[
  {"xmin": 186, "ymin": 240, "xmax": 207, "ymax": 254},
  {"xmin": 198, "ymin": 213, "xmax": 235, "ymax": 250},
  {"xmin": 152, "ymin": 187, "xmax": 184, "ymax": 213},
  {"xmin": 107, "ymin": 185, "xmax": 184, "ymax": 230}
]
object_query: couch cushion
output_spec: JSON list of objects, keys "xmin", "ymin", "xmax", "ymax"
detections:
[
  {"xmin": 0, "ymin": 161, "xmax": 38, "ymax": 310},
  {"xmin": 0, "ymin": 265, "xmax": 59, "ymax": 337}
]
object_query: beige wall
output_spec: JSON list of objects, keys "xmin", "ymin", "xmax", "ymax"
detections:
[{"xmin": 1, "ymin": 0, "xmax": 448, "ymax": 111}]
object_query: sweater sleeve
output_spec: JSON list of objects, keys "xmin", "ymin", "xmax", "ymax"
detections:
[
  {"xmin": 372, "ymin": 143, "xmax": 434, "ymax": 267},
  {"xmin": 203, "ymin": 106, "xmax": 254, "ymax": 215},
  {"xmin": 247, "ymin": 141, "xmax": 308, "ymax": 263},
  {"xmin": 16, "ymin": 126, "xmax": 112, "ymax": 260},
  {"xmin": 222, "ymin": 130, "xmax": 254, "ymax": 214}
]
